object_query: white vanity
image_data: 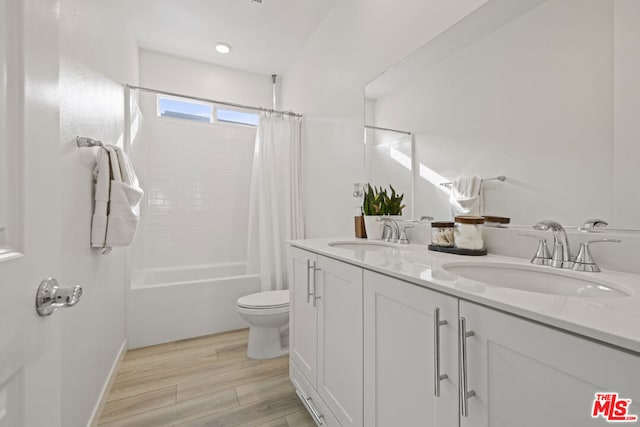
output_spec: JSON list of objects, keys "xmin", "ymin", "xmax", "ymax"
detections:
[{"xmin": 288, "ymin": 239, "xmax": 640, "ymax": 427}]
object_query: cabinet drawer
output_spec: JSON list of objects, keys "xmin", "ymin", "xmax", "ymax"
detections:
[{"xmin": 291, "ymin": 361, "xmax": 341, "ymax": 427}]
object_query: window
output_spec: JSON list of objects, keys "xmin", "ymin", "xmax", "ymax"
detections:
[
  {"xmin": 157, "ymin": 95, "xmax": 260, "ymax": 127},
  {"xmin": 158, "ymin": 97, "xmax": 212, "ymax": 122},
  {"xmin": 216, "ymin": 108, "xmax": 259, "ymax": 126}
]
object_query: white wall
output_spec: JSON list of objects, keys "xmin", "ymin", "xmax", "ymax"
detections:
[
  {"xmin": 58, "ymin": 1, "xmax": 138, "ymax": 426},
  {"xmin": 133, "ymin": 101, "xmax": 256, "ymax": 270},
  {"xmin": 281, "ymin": 0, "xmax": 488, "ymax": 238},
  {"xmin": 139, "ymin": 49, "xmax": 272, "ymax": 106},
  {"xmin": 373, "ymin": 0, "xmax": 613, "ymax": 225},
  {"xmin": 131, "ymin": 50, "xmax": 272, "ymax": 273},
  {"xmin": 127, "ymin": 50, "xmax": 270, "ymax": 348}
]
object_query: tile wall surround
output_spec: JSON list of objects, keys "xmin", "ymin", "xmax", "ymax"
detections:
[{"xmin": 132, "ymin": 116, "xmax": 256, "ymax": 271}]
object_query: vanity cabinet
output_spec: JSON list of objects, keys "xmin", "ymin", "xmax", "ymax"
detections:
[
  {"xmin": 289, "ymin": 247, "xmax": 363, "ymax": 427},
  {"xmin": 290, "ymin": 245, "xmax": 640, "ymax": 427},
  {"xmin": 459, "ymin": 301, "xmax": 640, "ymax": 427},
  {"xmin": 364, "ymin": 271, "xmax": 458, "ymax": 427},
  {"xmin": 290, "ymin": 247, "xmax": 318, "ymax": 387}
]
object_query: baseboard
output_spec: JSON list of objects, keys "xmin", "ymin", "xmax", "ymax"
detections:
[{"xmin": 87, "ymin": 338, "xmax": 128, "ymax": 427}]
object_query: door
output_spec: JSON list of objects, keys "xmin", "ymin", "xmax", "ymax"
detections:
[
  {"xmin": 460, "ymin": 301, "xmax": 640, "ymax": 427},
  {"xmin": 364, "ymin": 270, "xmax": 458, "ymax": 427},
  {"xmin": 0, "ymin": 0, "xmax": 62, "ymax": 426},
  {"xmin": 289, "ymin": 246, "xmax": 318, "ymax": 387},
  {"xmin": 317, "ymin": 255, "xmax": 363, "ymax": 427}
]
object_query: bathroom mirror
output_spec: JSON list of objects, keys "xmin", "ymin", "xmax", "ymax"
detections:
[
  {"xmin": 363, "ymin": 125, "xmax": 413, "ymax": 218},
  {"xmin": 0, "ymin": 0, "xmax": 8, "ymax": 250},
  {"xmin": 364, "ymin": 0, "xmax": 640, "ymax": 229}
]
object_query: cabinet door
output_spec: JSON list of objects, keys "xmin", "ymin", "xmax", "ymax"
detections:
[
  {"xmin": 364, "ymin": 271, "xmax": 458, "ymax": 427},
  {"xmin": 289, "ymin": 246, "xmax": 318, "ymax": 387},
  {"xmin": 460, "ymin": 301, "xmax": 640, "ymax": 427},
  {"xmin": 317, "ymin": 255, "xmax": 363, "ymax": 427}
]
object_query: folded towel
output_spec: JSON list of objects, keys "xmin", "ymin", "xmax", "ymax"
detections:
[
  {"xmin": 449, "ymin": 176, "xmax": 483, "ymax": 217},
  {"xmin": 91, "ymin": 147, "xmax": 113, "ymax": 248},
  {"xmin": 91, "ymin": 144, "xmax": 143, "ymax": 250}
]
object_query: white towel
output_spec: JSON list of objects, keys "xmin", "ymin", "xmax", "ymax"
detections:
[
  {"xmin": 90, "ymin": 147, "xmax": 113, "ymax": 248},
  {"xmin": 449, "ymin": 176, "xmax": 483, "ymax": 217},
  {"xmin": 91, "ymin": 145, "xmax": 143, "ymax": 250}
]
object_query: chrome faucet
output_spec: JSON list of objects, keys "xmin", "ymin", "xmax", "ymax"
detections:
[
  {"xmin": 378, "ymin": 217, "xmax": 400, "ymax": 243},
  {"xmin": 532, "ymin": 220, "xmax": 573, "ymax": 269},
  {"xmin": 572, "ymin": 239, "xmax": 621, "ymax": 272},
  {"xmin": 579, "ymin": 218, "xmax": 608, "ymax": 232}
]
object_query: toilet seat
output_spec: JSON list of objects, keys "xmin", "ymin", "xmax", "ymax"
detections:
[
  {"xmin": 237, "ymin": 290, "xmax": 289, "ymax": 309},
  {"xmin": 237, "ymin": 304, "xmax": 289, "ymax": 316}
]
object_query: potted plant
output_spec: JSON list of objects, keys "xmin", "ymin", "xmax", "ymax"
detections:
[
  {"xmin": 382, "ymin": 185, "xmax": 405, "ymax": 216},
  {"xmin": 362, "ymin": 184, "xmax": 405, "ymax": 239}
]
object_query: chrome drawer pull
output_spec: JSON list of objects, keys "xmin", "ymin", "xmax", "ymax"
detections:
[
  {"xmin": 459, "ymin": 317, "xmax": 476, "ymax": 417},
  {"xmin": 313, "ymin": 262, "xmax": 322, "ymax": 307},
  {"xmin": 434, "ymin": 307, "xmax": 448, "ymax": 397},
  {"xmin": 296, "ymin": 389, "xmax": 324, "ymax": 425},
  {"xmin": 306, "ymin": 260, "xmax": 314, "ymax": 303}
]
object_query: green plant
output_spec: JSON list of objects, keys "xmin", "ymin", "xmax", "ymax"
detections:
[
  {"xmin": 363, "ymin": 184, "xmax": 383, "ymax": 215},
  {"xmin": 383, "ymin": 185, "xmax": 405, "ymax": 215},
  {"xmin": 362, "ymin": 184, "xmax": 405, "ymax": 216}
]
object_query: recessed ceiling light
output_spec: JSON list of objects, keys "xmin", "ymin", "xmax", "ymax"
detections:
[{"xmin": 215, "ymin": 43, "xmax": 231, "ymax": 54}]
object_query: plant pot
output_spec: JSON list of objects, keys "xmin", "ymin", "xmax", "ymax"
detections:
[
  {"xmin": 363, "ymin": 216, "xmax": 383, "ymax": 240},
  {"xmin": 364, "ymin": 215, "xmax": 405, "ymax": 240}
]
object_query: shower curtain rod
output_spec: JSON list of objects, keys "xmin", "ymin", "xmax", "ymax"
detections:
[
  {"xmin": 126, "ymin": 84, "xmax": 303, "ymax": 118},
  {"xmin": 364, "ymin": 125, "xmax": 411, "ymax": 135}
]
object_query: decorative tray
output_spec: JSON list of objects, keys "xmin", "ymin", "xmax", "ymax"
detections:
[{"xmin": 428, "ymin": 245, "xmax": 487, "ymax": 256}]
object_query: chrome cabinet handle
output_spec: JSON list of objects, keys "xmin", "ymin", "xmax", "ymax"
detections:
[
  {"xmin": 313, "ymin": 263, "xmax": 322, "ymax": 307},
  {"xmin": 35, "ymin": 278, "xmax": 83, "ymax": 317},
  {"xmin": 306, "ymin": 260, "xmax": 314, "ymax": 303},
  {"xmin": 434, "ymin": 307, "xmax": 448, "ymax": 397},
  {"xmin": 458, "ymin": 317, "xmax": 476, "ymax": 417},
  {"xmin": 296, "ymin": 389, "xmax": 324, "ymax": 425}
]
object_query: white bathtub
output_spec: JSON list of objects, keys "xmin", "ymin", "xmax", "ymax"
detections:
[
  {"xmin": 134, "ymin": 262, "xmax": 253, "ymax": 289},
  {"xmin": 128, "ymin": 262, "xmax": 261, "ymax": 348}
]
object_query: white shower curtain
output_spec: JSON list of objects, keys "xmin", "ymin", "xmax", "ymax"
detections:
[{"xmin": 247, "ymin": 112, "xmax": 304, "ymax": 291}]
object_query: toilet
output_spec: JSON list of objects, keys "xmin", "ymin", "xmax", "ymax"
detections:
[{"xmin": 237, "ymin": 290, "xmax": 289, "ymax": 360}]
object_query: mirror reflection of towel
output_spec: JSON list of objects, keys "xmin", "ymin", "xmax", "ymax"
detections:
[{"xmin": 449, "ymin": 176, "xmax": 483, "ymax": 217}]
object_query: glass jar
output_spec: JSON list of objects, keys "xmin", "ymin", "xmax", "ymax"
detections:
[
  {"xmin": 454, "ymin": 216, "xmax": 485, "ymax": 250},
  {"xmin": 431, "ymin": 221, "xmax": 455, "ymax": 247},
  {"xmin": 483, "ymin": 215, "xmax": 510, "ymax": 228}
]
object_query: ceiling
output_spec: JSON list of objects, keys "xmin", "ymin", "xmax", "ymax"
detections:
[{"xmin": 127, "ymin": 0, "xmax": 335, "ymax": 76}]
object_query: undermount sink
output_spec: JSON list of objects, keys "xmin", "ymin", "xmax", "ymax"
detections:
[
  {"xmin": 442, "ymin": 262, "xmax": 630, "ymax": 298},
  {"xmin": 329, "ymin": 240, "xmax": 398, "ymax": 251}
]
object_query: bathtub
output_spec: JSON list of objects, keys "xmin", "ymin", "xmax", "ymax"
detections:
[
  {"xmin": 127, "ymin": 262, "xmax": 262, "ymax": 348},
  {"xmin": 133, "ymin": 262, "xmax": 252, "ymax": 289}
]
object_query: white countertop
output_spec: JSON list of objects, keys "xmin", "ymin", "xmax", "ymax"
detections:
[{"xmin": 290, "ymin": 238, "xmax": 640, "ymax": 354}]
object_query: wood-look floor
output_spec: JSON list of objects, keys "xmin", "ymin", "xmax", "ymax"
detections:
[{"xmin": 98, "ymin": 328, "xmax": 314, "ymax": 427}]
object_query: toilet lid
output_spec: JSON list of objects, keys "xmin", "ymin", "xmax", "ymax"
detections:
[{"xmin": 238, "ymin": 290, "xmax": 290, "ymax": 309}]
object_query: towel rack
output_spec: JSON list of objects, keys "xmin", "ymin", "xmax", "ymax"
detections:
[
  {"xmin": 76, "ymin": 136, "xmax": 103, "ymax": 147},
  {"xmin": 440, "ymin": 175, "xmax": 506, "ymax": 187}
]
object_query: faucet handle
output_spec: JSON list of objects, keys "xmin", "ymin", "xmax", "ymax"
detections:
[
  {"xmin": 412, "ymin": 216, "xmax": 434, "ymax": 223},
  {"xmin": 579, "ymin": 218, "xmax": 609, "ymax": 232},
  {"xmin": 519, "ymin": 233, "xmax": 551, "ymax": 265},
  {"xmin": 572, "ymin": 239, "xmax": 621, "ymax": 272},
  {"xmin": 398, "ymin": 226, "xmax": 414, "ymax": 245}
]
